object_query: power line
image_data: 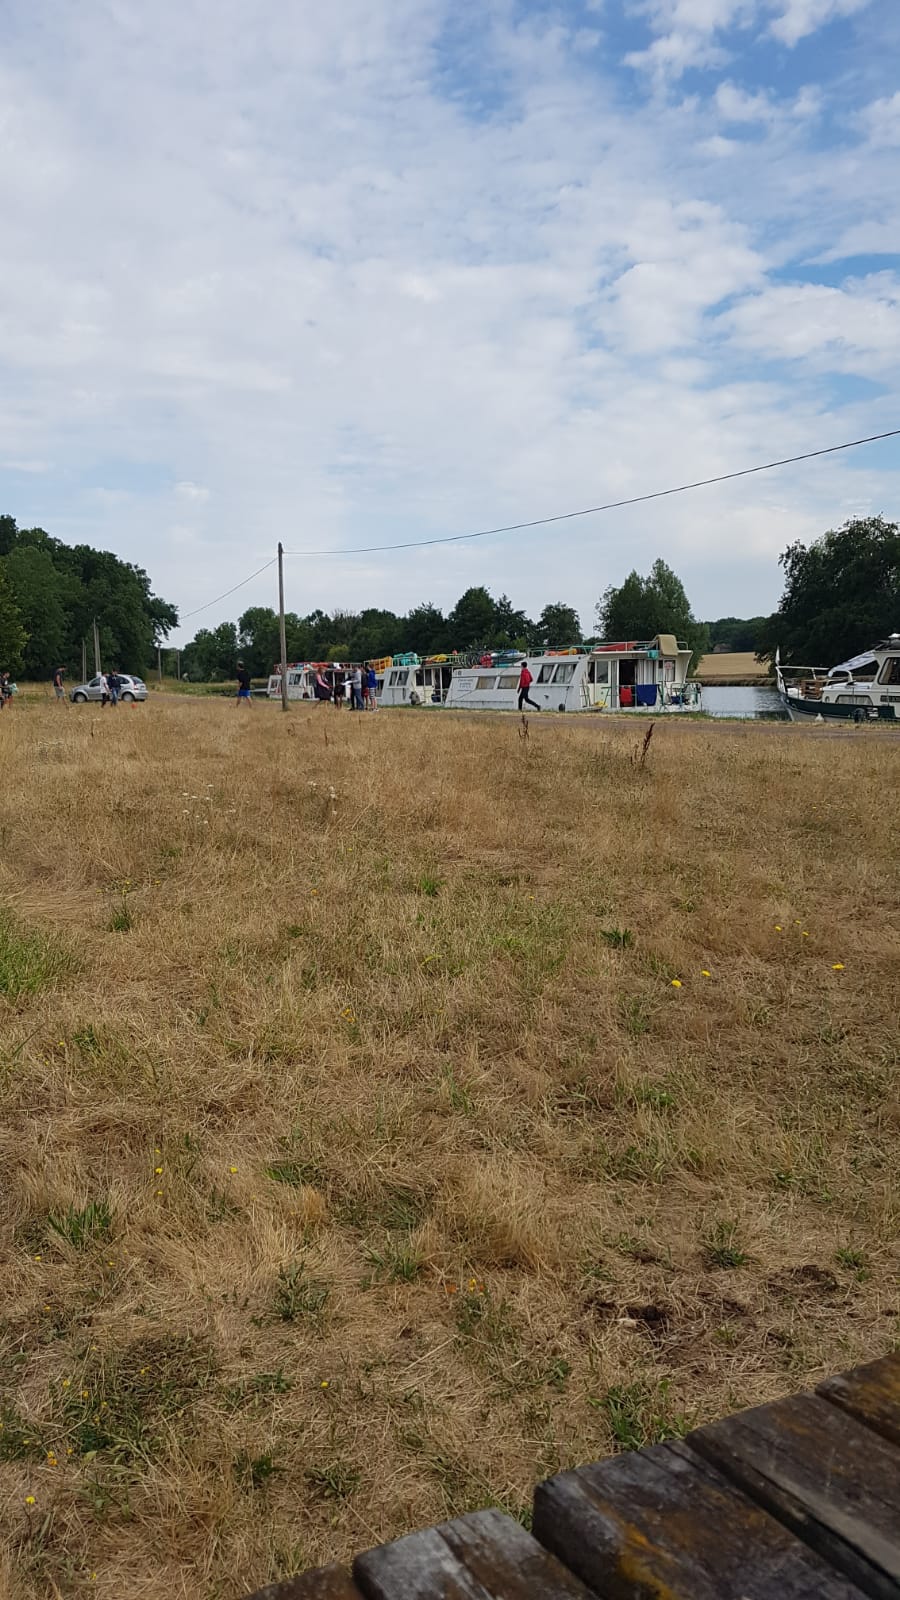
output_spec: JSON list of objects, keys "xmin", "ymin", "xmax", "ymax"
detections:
[
  {"xmin": 179, "ymin": 555, "xmax": 278, "ymax": 621},
  {"xmin": 282, "ymin": 427, "xmax": 900, "ymax": 557}
]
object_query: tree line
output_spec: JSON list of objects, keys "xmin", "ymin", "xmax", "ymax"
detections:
[
  {"xmin": 2, "ymin": 509, "xmax": 896, "ymax": 682},
  {"xmin": 0, "ymin": 515, "xmax": 178, "ymax": 678},
  {"xmin": 184, "ymin": 557, "xmax": 742, "ymax": 680}
]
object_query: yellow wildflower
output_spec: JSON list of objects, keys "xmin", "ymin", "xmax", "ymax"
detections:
[
  {"xmin": 320, "ymin": 1379, "xmax": 329, "ymax": 1389},
  {"xmin": 701, "ymin": 969, "xmax": 711, "ymax": 977},
  {"xmin": 671, "ymin": 978, "xmax": 682, "ymax": 988},
  {"xmin": 774, "ymin": 924, "xmax": 782, "ymax": 931},
  {"xmin": 24, "ymin": 1496, "xmax": 35, "ymax": 1507},
  {"xmin": 228, "ymin": 1166, "xmax": 238, "ymax": 1174},
  {"xmin": 831, "ymin": 962, "xmax": 845, "ymax": 971}
]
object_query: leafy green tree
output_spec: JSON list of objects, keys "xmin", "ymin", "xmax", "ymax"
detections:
[
  {"xmin": 0, "ymin": 563, "xmax": 27, "ymax": 674},
  {"xmin": 758, "ymin": 516, "xmax": 900, "ymax": 665},
  {"xmin": 447, "ymin": 587, "xmax": 499, "ymax": 649},
  {"xmin": 3, "ymin": 543, "xmax": 70, "ymax": 676},
  {"xmin": 537, "ymin": 602, "xmax": 581, "ymax": 646},
  {"xmin": 0, "ymin": 515, "xmax": 178, "ymax": 676},
  {"xmin": 597, "ymin": 560, "xmax": 708, "ymax": 664},
  {"xmin": 182, "ymin": 622, "xmax": 239, "ymax": 681},
  {"xmin": 239, "ymin": 606, "xmax": 282, "ymax": 677},
  {"xmin": 401, "ymin": 603, "xmax": 448, "ymax": 657}
]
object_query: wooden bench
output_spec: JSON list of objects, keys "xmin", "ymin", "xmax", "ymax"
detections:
[{"xmin": 246, "ymin": 1351, "xmax": 900, "ymax": 1599}]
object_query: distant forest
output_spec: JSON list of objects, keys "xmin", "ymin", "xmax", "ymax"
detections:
[
  {"xmin": 0, "ymin": 515, "xmax": 177, "ymax": 677},
  {"xmin": 2, "ymin": 512, "xmax": 896, "ymax": 680},
  {"xmin": 181, "ymin": 560, "xmax": 762, "ymax": 680}
]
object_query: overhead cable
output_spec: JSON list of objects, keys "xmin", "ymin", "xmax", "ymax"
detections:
[{"xmin": 281, "ymin": 427, "xmax": 900, "ymax": 557}]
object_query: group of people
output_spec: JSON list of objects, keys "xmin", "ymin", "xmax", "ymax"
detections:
[
  {"xmin": 237, "ymin": 661, "xmax": 380, "ymax": 709},
  {"xmin": 318, "ymin": 664, "xmax": 378, "ymax": 710}
]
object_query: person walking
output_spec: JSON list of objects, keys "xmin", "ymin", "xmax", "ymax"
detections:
[
  {"xmin": 52, "ymin": 666, "xmax": 67, "ymax": 703},
  {"xmin": 107, "ymin": 669, "xmax": 120, "ymax": 707},
  {"xmin": 517, "ymin": 660, "xmax": 539, "ymax": 711},
  {"xmin": 350, "ymin": 664, "xmax": 364, "ymax": 711},
  {"xmin": 99, "ymin": 671, "xmax": 110, "ymax": 707},
  {"xmin": 367, "ymin": 663, "xmax": 378, "ymax": 710},
  {"xmin": 236, "ymin": 661, "xmax": 252, "ymax": 705},
  {"xmin": 0, "ymin": 672, "xmax": 10, "ymax": 709}
]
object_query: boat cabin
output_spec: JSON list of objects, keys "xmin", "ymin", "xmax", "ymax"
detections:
[
  {"xmin": 820, "ymin": 637, "xmax": 900, "ymax": 712},
  {"xmin": 379, "ymin": 656, "xmax": 453, "ymax": 707},
  {"xmin": 444, "ymin": 636, "xmax": 697, "ymax": 713}
]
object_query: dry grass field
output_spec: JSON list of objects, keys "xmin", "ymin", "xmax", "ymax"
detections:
[{"xmin": 0, "ymin": 697, "xmax": 897, "ymax": 1599}]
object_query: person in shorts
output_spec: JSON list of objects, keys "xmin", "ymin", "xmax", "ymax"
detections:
[
  {"xmin": 236, "ymin": 661, "xmax": 252, "ymax": 704},
  {"xmin": 367, "ymin": 664, "xmax": 377, "ymax": 709},
  {"xmin": 52, "ymin": 667, "xmax": 66, "ymax": 702}
]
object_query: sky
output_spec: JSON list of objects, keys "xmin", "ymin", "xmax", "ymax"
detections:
[{"xmin": 1, "ymin": 0, "xmax": 899, "ymax": 642}]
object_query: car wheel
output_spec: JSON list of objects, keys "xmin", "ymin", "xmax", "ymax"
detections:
[
  {"xmin": 73, "ymin": 691, "xmax": 87, "ymax": 703},
  {"xmin": 121, "ymin": 692, "xmax": 134, "ymax": 701}
]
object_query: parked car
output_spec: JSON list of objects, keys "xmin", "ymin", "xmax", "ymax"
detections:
[{"xmin": 70, "ymin": 674, "xmax": 148, "ymax": 703}]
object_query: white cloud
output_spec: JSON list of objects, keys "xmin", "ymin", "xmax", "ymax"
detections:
[
  {"xmin": 858, "ymin": 91, "xmax": 900, "ymax": 147},
  {"xmin": 769, "ymin": 0, "xmax": 870, "ymax": 45},
  {"xmin": 714, "ymin": 80, "xmax": 821, "ymax": 122},
  {"xmin": 0, "ymin": 0, "xmax": 896, "ymax": 637},
  {"xmin": 723, "ymin": 276, "xmax": 900, "ymax": 370}
]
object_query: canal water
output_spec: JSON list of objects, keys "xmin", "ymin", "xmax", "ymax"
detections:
[{"xmin": 701, "ymin": 685, "xmax": 787, "ymax": 720}]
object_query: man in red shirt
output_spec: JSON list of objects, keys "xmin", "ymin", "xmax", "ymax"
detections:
[{"xmin": 517, "ymin": 660, "xmax": 539, "ymax": 711}]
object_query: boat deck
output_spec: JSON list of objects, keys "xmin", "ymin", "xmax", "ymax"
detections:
[{"xmin": 246, "ymin": 1350, "xmax": 900, "ymax": 1599}]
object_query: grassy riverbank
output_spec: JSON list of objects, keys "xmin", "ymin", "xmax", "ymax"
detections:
[{"xmin": 1, "ymin": 700, "xmax": 897, "ymax": 1597}]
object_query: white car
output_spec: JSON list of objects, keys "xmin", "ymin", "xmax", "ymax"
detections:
[{"xmin": 70, "ymin": 674, "xmax": 148, "ymax": 703}]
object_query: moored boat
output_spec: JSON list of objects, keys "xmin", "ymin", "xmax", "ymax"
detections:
[
  {"xmin": 776, "ymin": 635, "xmax": 900, "ymax": 722},
  {"xmin": 445, "ymin": 635, "xmax": 700, "ymax": 713}
]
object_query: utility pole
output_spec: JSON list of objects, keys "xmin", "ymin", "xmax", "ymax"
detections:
[
  {"xmin": 93, "ymin": 618, "xmax": 101, "ymax": 674},
  {"xmin": 277, "ymin": 541, "xmax": 289, "ymax": 714},
  {"xmin": 157, "ymin": 645, "xmax": 162, "ymax": 684},
  {"xmin": 81, "ymin": 638, "xmax": 87, "ymax": 682}
]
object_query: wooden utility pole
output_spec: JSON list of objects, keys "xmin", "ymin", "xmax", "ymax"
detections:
[
  {"xmin": 277, "ymin": 541, "xmax": 289, "ymax": 714},
  {"xmin": 92, "ymin": 618, "xmax": 101, "ymax": 674},
  {"xmin": 157, "ymin": 645, "xmax": 162, "ymax": 684},
  {"xmin": 82, "ymin": 638, "xmax": 87, "ymax": 681}
]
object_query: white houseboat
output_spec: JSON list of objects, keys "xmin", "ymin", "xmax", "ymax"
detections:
[
  {"xmin": 444, "ymin": 636, "xmax": 699, "ymax": 714},
  {"xmin": 379, "ymin": 656, "xmax": 453, "ymax": 707},
  {"xmin": 776, "ymin": 635, "xmax": 900, "ymax": 722}
]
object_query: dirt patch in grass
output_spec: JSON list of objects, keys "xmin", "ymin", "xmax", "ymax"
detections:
[{"xmin": 0, "ymin": 700, "xmax": 898, "ymax": 1597}]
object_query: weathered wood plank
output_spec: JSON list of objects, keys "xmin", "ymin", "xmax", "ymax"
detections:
[
  {"xmin": 679, "ymin": 1391, "xmax": 900, "ymax": 1600},
  {"xmin": 245, "ymin": 1564, "xmax": 363, "ymax": 1600},
  {"xmin": 818, "ymin": 1353, "xmax": 900, "ymax": 1448},
  {"xmin": 353, "ymin": 1507, "xmax": 600, "ymax": 1600},
  {"xmin": 533, "ymin": 1440, "xmax": 868, "ymax": 1599}
]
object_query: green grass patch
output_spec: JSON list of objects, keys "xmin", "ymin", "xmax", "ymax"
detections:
[
  {"xmin": 272, "ymin": 1265, "xmax": 330, "ymax": 1325},
  {"xmin": 0, "ymin": 911, "xmax": 74, "ymax": 1000},
  {"xmin": 47, "ymin": 1198, "xmax": 113, "ymax": 1251},
  {"xmin": 60, "ymin": 1333, "xmax": 216, "ymax": 1463},
  {"xmin": 589, "ymin": 1380, "xmax": 689, "ymax": 1450}
]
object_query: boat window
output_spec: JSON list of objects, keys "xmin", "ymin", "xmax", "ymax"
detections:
[
  {"xmin": 836, "ymin": 694, "xmax": 872, "ymax": 705},
  {"xmin": 498, "ymin": 674, "xmax": 519, "ymax": 688},
  {"xmin": 878, "ymin": 656, "xmax": 900, "ymax": 685},
  {"xmin": 476, "ymin": 675, "xmax": 498, "ymax": 690},
  {"xmin": 537, "ymin": 665, "xmax": 556, "ymax": 683},
  {"xmin": 288, "ymin": 672, "xmax": 302, "ymax": 686},
  {"xmin": 590, "ymin": 659, "xmax": 609, "ymax": 684},
  {"xmin": 553, "ymin": 663, "xmax": 576, "ymax": 684},
  {"xmin": 388, "ymin": 669, "xmax": 408, "ymax": 686}
]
